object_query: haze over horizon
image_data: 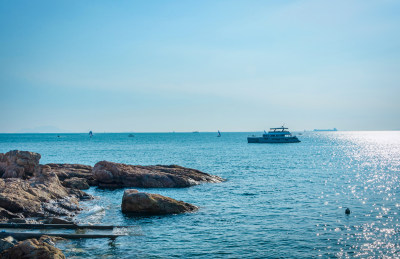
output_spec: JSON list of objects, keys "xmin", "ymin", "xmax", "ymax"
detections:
[
  {"xmin": 8, "ymin": 126, "xmax": 400, "ymax": 134},
  {"xmin": 1, "ymin": 0, "xmax": 399, "ymax": 133}
]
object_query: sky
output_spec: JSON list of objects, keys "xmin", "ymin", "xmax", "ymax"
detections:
[{"xmin": 1, "ymin": 0, "xmax": 399, "ymax": 132}]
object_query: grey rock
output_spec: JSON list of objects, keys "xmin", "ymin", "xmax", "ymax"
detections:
[
  {"xmin": 121, "ymin": 189, "xmax": 198, "ymax": 215},
  {"xmin": 93, "ymin": 161, "xmax": 224, "ymax": 188}
]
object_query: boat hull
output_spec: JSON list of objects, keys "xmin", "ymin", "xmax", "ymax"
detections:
[{"xmin": 247, "ymin": 136, "xmax": 300, "ymax": 143}]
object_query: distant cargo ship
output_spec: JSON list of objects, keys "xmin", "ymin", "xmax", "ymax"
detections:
[{"xmin": 313, "ymin": 128, "xmax": 338, "ymax": 132}]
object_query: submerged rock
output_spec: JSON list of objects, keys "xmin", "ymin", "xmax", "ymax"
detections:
[
  {"xmin": 0, "ymin": 237, "xmax": 65, "ymax": 259},
  {"xmin": 93, "ymin": 161, "xmax": 224, "ymax": 188},
  {"xmin": 121, "ymin": 189, "xmax": 198, "ymax": 215}
]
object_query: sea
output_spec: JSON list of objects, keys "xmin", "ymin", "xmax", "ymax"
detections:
[{"xmin": 0, "ymin": 131, "xmax": 399, "ymax": 258}]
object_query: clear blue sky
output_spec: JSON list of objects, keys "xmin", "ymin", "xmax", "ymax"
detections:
[{"xmin": 1, "ymin": 0, "xmax": 399, "ymax": 132}]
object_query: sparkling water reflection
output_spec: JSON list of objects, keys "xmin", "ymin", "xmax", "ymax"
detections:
[{"xmin": 0, "ymin": 131, "xmax": 399, "ymax": 258}]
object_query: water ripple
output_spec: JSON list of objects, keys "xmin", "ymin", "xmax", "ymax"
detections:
[{"xmin": 1, "ymin": 131, "xmax": 399, "ymax": 257}]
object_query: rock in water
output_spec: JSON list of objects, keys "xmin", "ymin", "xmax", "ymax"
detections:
[
  {"xmin": 121, "ymin": 189, "xmax": 198, "ymax": 215},
  {"xmin": 93, "ymin": 161, "xmax": 224, "ymax": 188},
  {"xmin": 0, "ymin": 238, "xmax": 65, "ymax": 259}
]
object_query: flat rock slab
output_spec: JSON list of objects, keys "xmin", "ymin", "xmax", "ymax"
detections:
[
  {"xmin": 93, "ymin": 161, "xmax": 224, "ymax": 188},
  {"xmin": 46, "ymin": 163, "xmax": 96, "ymax": 186},
  {"xmin": 121, "ymin": 189, "xmax": 198, "ymax": 215}
]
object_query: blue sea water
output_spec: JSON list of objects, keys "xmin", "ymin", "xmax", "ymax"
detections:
[{"xmin": 0, "ymin": 131, "xmax": 399, "ymax": 258}]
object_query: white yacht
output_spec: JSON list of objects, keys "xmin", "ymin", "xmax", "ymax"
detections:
[{"xmin": 248, "ymin": 126, "xmax": 300, "ymax": 143}]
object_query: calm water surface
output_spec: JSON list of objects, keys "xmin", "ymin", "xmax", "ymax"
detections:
[{"xmin": 0, "ymin": 132, "xmax": 399, "ymax": 258}]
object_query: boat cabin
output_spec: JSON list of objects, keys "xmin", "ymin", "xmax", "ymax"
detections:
[{"xmin": 263, "ymin": 127, "xmax": 293, "ymax": 138}]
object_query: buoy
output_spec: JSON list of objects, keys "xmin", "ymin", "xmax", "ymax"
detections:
[{"xmin": 345, "ymin": 208, "xmax": 351, "ymax": 215}]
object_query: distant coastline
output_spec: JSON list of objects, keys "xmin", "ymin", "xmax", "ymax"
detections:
[{"xmin": 313, "ymin": 128, "xmax": 338, "ymax": 132}]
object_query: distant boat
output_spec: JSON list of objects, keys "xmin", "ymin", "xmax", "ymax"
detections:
[
  {"xmin": 128, "ymin": 134, "xmax": 134, "ymax": 137},
  {"xmin": 248, "ymin": 126, "xmax": 300, "ymax": 143},
  {"xmin": 192, "ymin": 131, "xmax": 199, "ymax": 133},
  {"xmin": 89, "ymin": 131, "xmax": 93, "ymax": 138},
  {"xmin": 313, "ymin": 128, "xmax": 338, "ymax": 132},
  {"xmin": 217, "ymin": 130, "xmax": 221, "ymax": 137}
]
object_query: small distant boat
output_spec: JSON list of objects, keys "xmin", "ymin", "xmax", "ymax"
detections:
[
  {"xmin": 248, "ymin": 126, "xmax": 300, "ymax": 143},
  {"xmin": 192, "ymin": 131, "xmax": 199, "ymax": 133},
  {"xmin": 313, "ymin": 128, "xmax": 338, "ymax": 132},
  {"xmin": 128, "ymin": 134, "xmax": 134, "ymax": 137},
  {"xmin": 217, "ymin": 130, "xmax": 221, "ymax": 137},
  {"xmin": 89, "ymin": 131, "xmax": 93, "ymax": 138}
]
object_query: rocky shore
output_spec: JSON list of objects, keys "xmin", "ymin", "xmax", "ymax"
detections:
[
  {"xmin": 0, "ymin": 150, "xmax": 224, "ymax": 257},
  {"xmin": 0, "ymin": 151, "xmax": 91, "ymax": 221}
]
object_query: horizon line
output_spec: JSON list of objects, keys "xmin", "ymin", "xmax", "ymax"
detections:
[{"xmin": 1, "ymin": 129, "xmax": 400, "ymax": 134}]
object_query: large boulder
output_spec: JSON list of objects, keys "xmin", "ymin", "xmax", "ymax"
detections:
[
  {"xmin": 93, "ymin": 161, "xmax": 224, "ymax": 188},
  {"xmin": 121, "ymin": 189, "xmax": 198, "ymax": 215},
  {"xmin": 0, "ymin": 150, "xmax": 41, "ymax": 179},
  {"xmin": 0, "ymin": 237, "xmax": 65, "ymax": 259}
]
